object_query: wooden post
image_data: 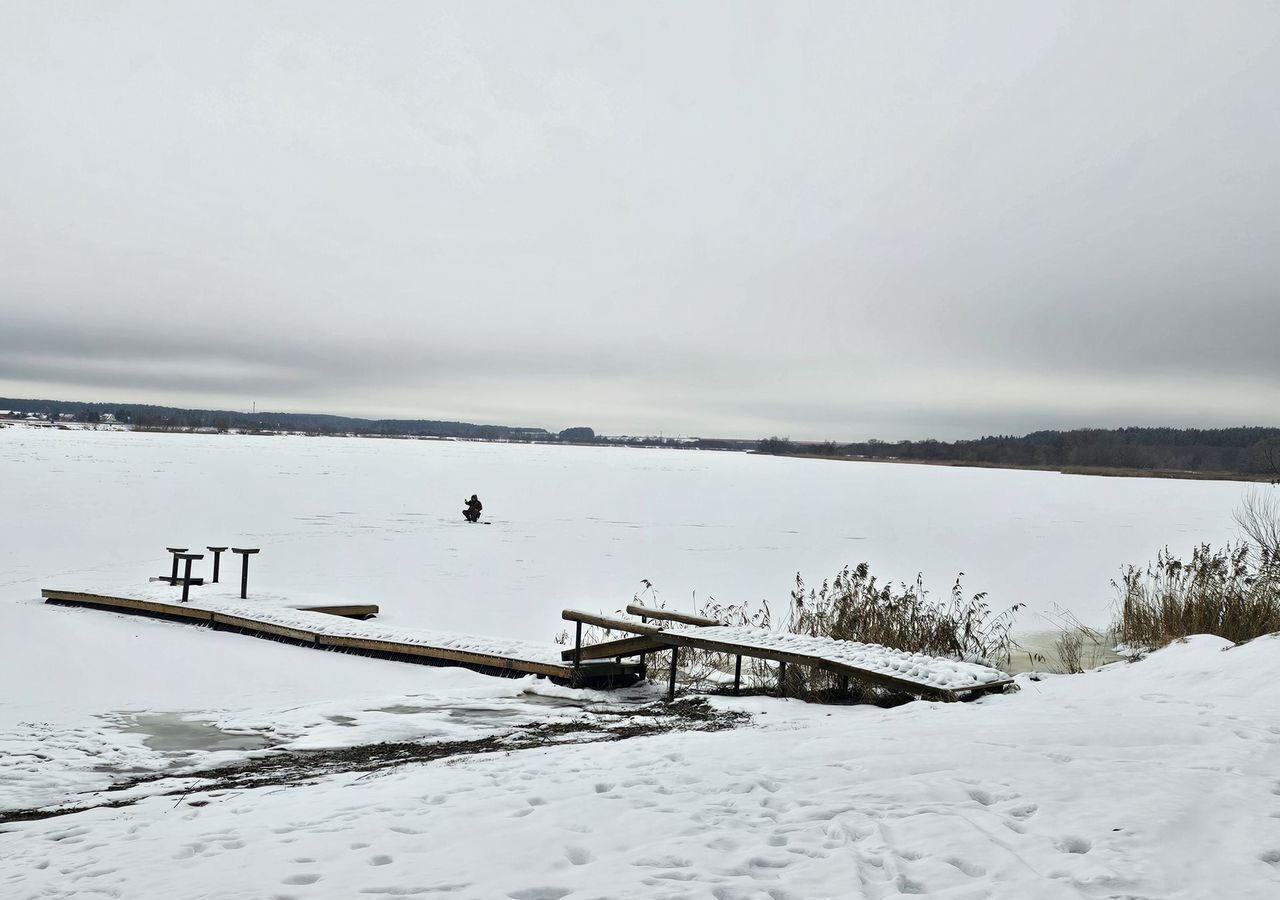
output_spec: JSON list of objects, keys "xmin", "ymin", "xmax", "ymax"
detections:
[
  {"xmin": 175, "ymin": 553, "xmax": 204, "ymax": 603},
  {"xmin": 840, "ymin": 674, "xmax": 849, "ymax": 697},
  {"xmin": 733, "ymin": 654, "xmax": 742, "ymax": 696},
  {"xmin": 573, "ymin": 621, "xmax": 582, "ymax": 670},
  {"xmin": 778, "ymin": 660, "xmax": 787, "ymax": 698},
  {"xmin": 667, "ymin": 647, "xmax": 679, "ymax": 701},
  {"xmin": 166, "ymin": 547, "xmax": 188, "ymax": 585},
  {"xmin": 206, "ymin": 547, "xmax": 227, "ymax": 583},
  {"xmin": 232, "ymin": 548, "xmax": 260, "ymax": 599}
]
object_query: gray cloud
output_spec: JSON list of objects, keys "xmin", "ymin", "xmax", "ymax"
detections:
[{"xmin": 2, "ymin": 2, "xmax": 1278, "ymax": 439}]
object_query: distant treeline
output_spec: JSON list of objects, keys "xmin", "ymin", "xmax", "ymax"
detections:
[
  {"xmin": 757, "ymin": 428, "xmax": 1280, "ymax": 478},
  {"xmin": 0, "ymin": 397, "xmax": 552, "ymax": 440}
]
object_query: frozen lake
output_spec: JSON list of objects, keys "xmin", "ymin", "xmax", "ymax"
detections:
[{"xmin": 0, "ymin": 426, "xmax": 1256, "ymax": 641}]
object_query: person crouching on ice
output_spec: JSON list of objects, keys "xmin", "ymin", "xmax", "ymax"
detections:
[{"xmin": 463, "ymin": 494, "xmax": 483, "ymax": 523}]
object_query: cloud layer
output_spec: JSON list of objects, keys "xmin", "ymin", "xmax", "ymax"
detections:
[{"xmin": 3, "ymin": 2, "xmax": 1277, "ymax": 438}]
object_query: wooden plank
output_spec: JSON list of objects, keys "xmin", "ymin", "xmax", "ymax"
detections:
[
  {"xmin": 649, "ymin": 629, "xmax": 1008, "ymax": 699},
  {"xmin": 625, "ymin": 604, "xmax": 720, "ymax": 627},
  {"xmin": 42, "ymin": 589, "xmax": 213, "ymax": 622},
  {"xmin": 210, "ymin": 612, "xmax": 320, "ymax": 644},
  {"xmin": 317, "ymin": 633, "xmax": 571, "ymax": 680},
  {"xmin": 562, "ymin": 609, "xmax": 663, "ymax": 635},
  {"xmin": 560, "ymin": 634, "xmax": 666, "ymax": 662},
  {"xmin": 294, "ymin": 604, "xmax": 379, "ymax": 619},
  {"xmin": 563, "ymin": 606, "xmax": 1010, "ymax": 700}
]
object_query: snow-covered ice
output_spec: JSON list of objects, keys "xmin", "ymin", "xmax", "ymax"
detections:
[{"xmin": 2, "ymin": 427, "xmax": 1276, "ymax": 898}]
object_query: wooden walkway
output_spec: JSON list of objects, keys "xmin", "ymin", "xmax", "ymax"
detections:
[
  {"xmin": 40, "ymin": 589, "xmax": 1012, "ymax": 701},
  {"xmin": 562, "ymin": 604, "xmax": 1014, "ymax": 701},
  {"xmin": 42, "ymin": 589, "xmax": 642, "ymax": 688}
]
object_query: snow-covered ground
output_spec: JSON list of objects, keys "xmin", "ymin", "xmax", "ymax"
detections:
[
  {"xmin": 3, "ymin": 427, "xmax": 1275, "ymax": 898},
  {"xmin": 4, "ymin": 617, "xmax": 1278, "ymax": 899}
]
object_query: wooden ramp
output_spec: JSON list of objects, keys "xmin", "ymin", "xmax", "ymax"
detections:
[
  {"xmin": 562, "ymin": 604, "xmax": 1014, "ymax": 701},
  {"xmin": 42, "ymin": 589, "xmax": 642, "ymax": 689}
]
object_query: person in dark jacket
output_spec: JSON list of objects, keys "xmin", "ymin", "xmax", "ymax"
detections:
[{"xmin": 463, "ymin": 494, "xmax": 483, "ymax": 523}]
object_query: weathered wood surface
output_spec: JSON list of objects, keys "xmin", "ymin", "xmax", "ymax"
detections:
[
  {"xmin": 44, "ymin": 589, "xmax": 213, "ymax": 622},
  {"xmin": 294, "ymin": 604, "xmax": 379, "ymax": 620},
  {"xmin": 625, "ymin": 604, "xmax": 721, "ymax": 627},
  {"xmin": 560, "ymin": 633, "xmax": 665, "ymax": 662},
  {"xmin": 40, "ymin": 590, "xmax": 639, "ymax": 687},
  {"xmin": 562, "ymin": 608, "xmax": 1012, "ymax": 700}
]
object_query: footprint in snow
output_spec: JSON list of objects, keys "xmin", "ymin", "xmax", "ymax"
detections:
[
  {"xmin": 564, "ymin": 846, "xmax": 593, "ymax": 865},
  {"xmin": 281, "ymin": 873, "xmax": 321, "ymax": 885},
  {"xmin": 967, "ymin": 789, "xmax": 994, "ymax": 806},
  {"xmin": 1055, "ymin": 836, "xmax": 1093, "ymax": 855}
]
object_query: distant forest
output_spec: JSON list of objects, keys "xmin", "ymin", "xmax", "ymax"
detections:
[
  {"xmin": 0, "ymin": 397, "xmax": 553, "ymax": 441},
  {"xmin": 5, "ymin": 396, "xmax": 1277, "ymax": 479},
  {"xmin": 757, "ymin": 428, "xmax": 1280, "ymax": 479}
]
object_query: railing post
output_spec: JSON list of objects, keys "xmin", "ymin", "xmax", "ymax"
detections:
[
  {"xmin": 667, "ymin": 646, "xmax": 679, "ymax": 702},
  {"xmin": 734, "ymin": 654, "xmax": 742, "ymax": 696},
  {"xmin": 573, "ymin": 621, "xmax": 582, "ymax": 670}
]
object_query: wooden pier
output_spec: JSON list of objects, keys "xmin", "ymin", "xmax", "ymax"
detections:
[
  {"xmin": 562, "ymin": 604, "xmax": 1014, "ymax": 701},
  {"xmin": 41, "ymin": 589, "xmax": 642, "ymax": 689},
  {"xmin": 40, "ymin": 589, "xmax": 1012, "ymax": 701}
]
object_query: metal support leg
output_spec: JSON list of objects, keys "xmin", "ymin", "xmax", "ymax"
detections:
[
  {"xmin": 180, "ymin": 557, "xmax": 195, "ymax": 603},
  {"xmin": 734, "ymin": 654, "xmax": 742, "ymax": 696},
  {"xmin": 232, "ymin": 548, "xmax": 259, "ymax": 599},
  {"xmin": 667, "ymin": 647, "xmax": 679, "ymax": 702},
  {"xmin": 207, "ymin": 547, "xmax": 227, "ymax": 583},
  {"xmin": 166, "ymin": 548, "xmax": 187, "ymax": 585}
]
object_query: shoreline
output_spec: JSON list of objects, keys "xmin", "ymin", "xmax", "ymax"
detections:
[{"xmin": 757, "ymin": 451, "xmax": 1275, "ymax": 483}]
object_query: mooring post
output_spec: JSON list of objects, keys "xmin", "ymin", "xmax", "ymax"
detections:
[
  {"xmin": 175, "ymin": 553, "xmax": 204, "ymax": 603},
  {"xmin": 778, "ymin": 660, "xmax": 787, "ymax": 698},
  {"xmin": 734, "ymin": 654, "xmax": 742, "ymax": 696},
  {"xmin": 166, "ymin": 547, "xmax": 188, "ymax": 585},
  {"xmin": 231, "ymin": 547, "xmax": 260, "ymax": 599},
  {"xmin": 667, "ymin": 646, "xmax": 679, "ymax": 702},
  {"xmin": 206, "ymin": 546, "xmax": 227, "ymax": 583}
]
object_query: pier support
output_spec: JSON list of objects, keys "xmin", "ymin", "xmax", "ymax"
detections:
[
  {"xmin": 667, "ymin": 647, "xmax": 679, "ymax": 702},
  {"xmin": 174, "ymin": 553, "xmax": 204, "ymax": 602},
  {"xmin": 232, "ymin": 548, "xmax": 260, "ymax": 599},
  {"xmin": 207, "ymin": 546, "xmax": 227, "ymax": 583},
  {"xmin": 165, "ymin": 547, "xmax": 188, "ymax": 585}
]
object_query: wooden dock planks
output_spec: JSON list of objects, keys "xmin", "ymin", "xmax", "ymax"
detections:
[
  {"xmin": 562, "ymin": 608, "xmax": 1013, "ymax": 701},
  {"xmin": 41, "ymin": 589, "xmax": 640, "ymax": 687}
]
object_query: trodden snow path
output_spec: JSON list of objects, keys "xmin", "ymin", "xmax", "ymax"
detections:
[{"xmin": 4, "ymin": 634, "xmax": 1280, "ymax": 900}]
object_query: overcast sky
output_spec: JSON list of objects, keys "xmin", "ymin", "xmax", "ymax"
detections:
[{"xmin": 2, "ymin": 2, "xmax": 1278, "ymax": 439}]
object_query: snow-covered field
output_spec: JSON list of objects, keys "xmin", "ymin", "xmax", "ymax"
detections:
[{"xmin": 2, "ymin": 426, "xmax": 1276, "ymax": 898}]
